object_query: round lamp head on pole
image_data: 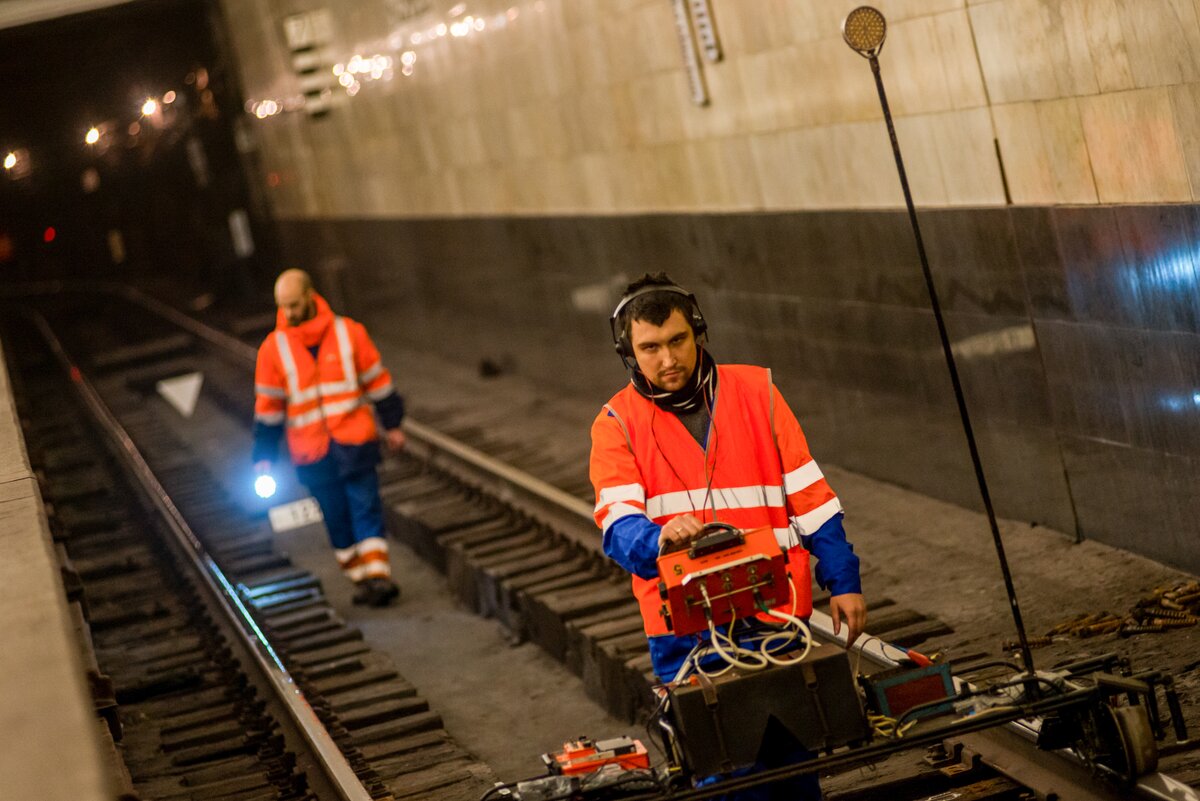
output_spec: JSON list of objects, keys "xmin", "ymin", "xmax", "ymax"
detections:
[{"xmin": 842, "ymin": 6, "xmax": 887, "ymax": 58}]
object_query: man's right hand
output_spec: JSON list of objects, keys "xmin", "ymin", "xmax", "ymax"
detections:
[
  {"xmin": 254, "ymin": 460, "xmax": 272, "ymax": 476},
  {"xmin": 658, "ymin": 514, "xmax": 705, "ymax": 551}
]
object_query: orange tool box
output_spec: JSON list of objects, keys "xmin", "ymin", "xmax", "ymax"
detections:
[
  {"xmin": 543, "ymin": 736, "xmax": 650, "ymax": 776},
  {"xmin": 655, "ymin": 525, "xmax": 791, "ymax": 636}
]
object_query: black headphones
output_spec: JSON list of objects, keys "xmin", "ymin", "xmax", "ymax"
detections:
[{"xmin": 609, "ymin": 283, "xmax": 708, "ymax": 369}]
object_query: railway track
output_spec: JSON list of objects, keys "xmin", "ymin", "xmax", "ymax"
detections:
[{"xmin": 4, "ymin": 283, "xmax": 1199, "ymax": 801}]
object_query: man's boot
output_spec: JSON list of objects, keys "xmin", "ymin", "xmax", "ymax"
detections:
[
  {"xmin": 352, "ymin": 581, "xmax": 373, "ymax": 605},
  {"xmin": 367, "ymin": 577, "xmax": 400, "ymax": 607}
]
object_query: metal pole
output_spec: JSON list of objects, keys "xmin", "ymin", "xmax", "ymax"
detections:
[{"xmin": 865, "ymin": 54, "xmax": 1036, "ymax": 678}]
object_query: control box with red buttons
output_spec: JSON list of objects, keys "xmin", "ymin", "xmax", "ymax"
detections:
[{"xmin": 656, "ymin": 525, "xmax": 791, "ymax": 636}]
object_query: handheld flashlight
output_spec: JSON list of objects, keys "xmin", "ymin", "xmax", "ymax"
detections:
[{"xmin": 254, "ymin": 473, "xmax": 277, "ymax": 499}]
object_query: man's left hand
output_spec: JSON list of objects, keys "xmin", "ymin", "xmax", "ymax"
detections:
[
  {"xmin": 829, "ymin": 593, "xmax": 866, "ymax": 648},
  {"xmin": 383, "ymin": 427, "xmax": 407, "ymax": 454}
]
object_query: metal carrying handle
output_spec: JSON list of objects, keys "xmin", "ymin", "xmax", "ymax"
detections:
[{"xmin": 658, "ymin": 521, "xmax": 743, "ymax": 557}]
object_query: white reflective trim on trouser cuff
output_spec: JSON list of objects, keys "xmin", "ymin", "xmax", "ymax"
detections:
[
  {"xmin": 365, "ymin": 382, "xmax": 395, "ymax": 402},
  {"xmin": 255, "ymin": 384, "xmax": 287, "ymax": 399},
  {"xmin": 254, "ymin": 411, "xmax": 285, "ymax": 425},
  {"xmin": 783, "ymin": 461, "xmax": 824, "ymax": 495},
  {"xmin": 595, "ymin": 483, "xmax": 646, "ymax": 512},
  {"xmin": 357, "ymin": 536, "xmax": 389, "ymax": 555},
  {"xmin": 344, "ymin": 563, "xmax": 369, "ymax": 582},
  {"xmin": 601, "ymin": 503, "xmax": 646, "ymax": 533},
  {"xmin": 361, "ymin": 561, "xmax": 391, "ymax": 578},
  {"xmin": 334, "ymin": 545, "xmax": 358, "ymax": 564},
  {"xmin": 773, "ymin": 527, "xmax": 800, "ymax": 549},
  {"xmin": 646, "ymin": 484, "xmax": 785, "ymax": 518},
  {"xmin": 790, "ymin": 497, "xmax": 843, "ymax": 535}
]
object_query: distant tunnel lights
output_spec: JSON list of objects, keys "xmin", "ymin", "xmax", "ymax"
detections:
[
  {"xmin": 85, "ymin": 127, "xmax": 100, "ymax": 145},
  {"xmin": 254, "ymin": 474, "xmax": 278, "ymax": 499},
  {"xmin": 3, "ymin": 152, "xmax": 15, "ymax": 170},
  {"xmin": 141, "ymin": 98, "xmax": 158, "ymax": 116}
]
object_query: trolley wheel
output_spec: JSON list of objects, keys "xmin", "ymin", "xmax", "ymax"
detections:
[{"xmin": 1093, "ymin": 704, "xmax": 1159, "ymax": 783}]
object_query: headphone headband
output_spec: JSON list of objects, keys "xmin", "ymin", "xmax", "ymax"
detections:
[
  {"xmin": 609, "ymin": 282, "xmax": 708, "ymax": 369},
  {"xmin": 609, "ymin": 284, "xmax": 693, "ymax": 326}
]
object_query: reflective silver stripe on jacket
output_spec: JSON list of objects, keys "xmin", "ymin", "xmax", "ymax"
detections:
[
  {"xmin": 783, "ymin": 461, "xmax": 824, "ymax": 495},
  {"xmin": 286, "ymin": 396, "xmax": 364, "ymax": 428},
  {"xmin": 601, "ymin": 502, "xmax": 646, "ymax": 533},
  {"xmin": 789, "ymin": 496, "xmax": 843, "ymax": 535},
  {"xmin": 645, "ymin": 484, "xmax": 786, "ymax": 519},
  {"xmin": 358, "ymin": 362, "xmax": 384, "ymax": 384},
  {"xmin": 595, "ymin": 483, "xmax": 646, "ymax": 513}
]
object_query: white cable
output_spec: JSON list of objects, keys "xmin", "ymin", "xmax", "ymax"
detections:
[
  {"xmin": 700, "ymin": 585, "xmax": 768, "ymax": 671},
  {"xmin": 707, "ymin": 617, "xmax": 768, "ymax": 670},
  {"xmin": 761, "ymin": 577, "xmax": 813, "ymax": 663},
  {"xmin": 764, "ymin": 608, "xmax": 813, "ymax": 663}
]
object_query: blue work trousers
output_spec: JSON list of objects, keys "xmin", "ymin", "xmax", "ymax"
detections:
[{"xmin": 303, "ymin": 468, "xmax": 385, "ymax": 550}]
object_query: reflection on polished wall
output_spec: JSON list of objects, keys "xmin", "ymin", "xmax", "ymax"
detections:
[
  {"xmin": 222, "ymin": 0, "xmax": 1200, "ymax": 573},
  {"xmin": 224, "ymin": 0, "xmax": 1200, "ymax": 214},
  {"xmin": 276, "ymin": 204, "xmax": 1200, "ymax": 574}
]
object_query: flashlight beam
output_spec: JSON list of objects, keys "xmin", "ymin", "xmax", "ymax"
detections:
[{"xmin": 857, "ymin": 38, "xmax": 1037, "ymax": 678}]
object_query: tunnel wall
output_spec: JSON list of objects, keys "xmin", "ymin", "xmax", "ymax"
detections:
[
  {"xmin": 223, "ymin": 0, "xmax": 1200, "ymax": 573},
  {"xmin": 276, "ymin": 207, "xmax": 1200, "ymax": 574}
]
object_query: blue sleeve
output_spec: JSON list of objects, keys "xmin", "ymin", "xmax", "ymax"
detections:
[
  {"xmin": 252, "ymin": 421, "xmax": 283, "ymax": 464},
  {"xmin": 374, "ymin": 392, "xmax": 405, "ymax": 430},
  {"xmin": 800, "ymin": 512, "xmax": 861, "ymax": 595},
  {"xmin": 603, "ymin": 514, "xmax": 662, "ymax": 580}
]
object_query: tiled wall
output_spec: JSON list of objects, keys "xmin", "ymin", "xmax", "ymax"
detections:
[
  {"xmin": 226, "ymin": 0, "xmax": 1200, "ymax": 214},
  {"xmin": 276, "ymin": 206, "xmax": 1200, "ymax": 574}
]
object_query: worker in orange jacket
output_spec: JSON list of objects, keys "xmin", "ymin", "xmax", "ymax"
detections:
[
  {"xmin": 253, "ymin": 269, "xmax": 404, "ymax": 607},
  {"xmin": 590, "ymin": 273, "xmax": 866, "ymax": 800}
]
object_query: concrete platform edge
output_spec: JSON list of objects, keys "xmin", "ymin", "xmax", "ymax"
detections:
[{"xmin": 0, "ymin": 338, "xmax": 112, "ymax": 801}]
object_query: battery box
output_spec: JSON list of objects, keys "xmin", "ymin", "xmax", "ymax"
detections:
[{"xmin": 666, "ymin": 643, "xmax": 869, "ymax": 776}]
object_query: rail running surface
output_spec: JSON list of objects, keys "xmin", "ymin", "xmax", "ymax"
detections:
[
  {"xmin": 10, "ymin": 281, "xmax": 1200, "ymax": 801},
  {"xmin": 30, "ymin": 312, "xmax": 377, "ymax": 801}
]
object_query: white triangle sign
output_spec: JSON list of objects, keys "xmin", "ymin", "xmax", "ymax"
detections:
[{"xmin": 156, "ymin": 372, "xmax": 204, "ymax": 418}]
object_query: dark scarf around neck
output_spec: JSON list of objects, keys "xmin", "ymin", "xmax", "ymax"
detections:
[{"xmin": 631, "ymin": 348, "xmax": 717, "ymax": 414}]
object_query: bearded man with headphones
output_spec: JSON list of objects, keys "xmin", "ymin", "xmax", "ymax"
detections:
[{"xmin": 589, "ymin": 272, "xmax": 866, "ymax": 800}]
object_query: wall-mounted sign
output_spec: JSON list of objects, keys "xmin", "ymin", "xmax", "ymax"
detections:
[
  {"xmin": 671, "ymin": 0, "xmax": 708, "ymax": 106},
  {"xmin": 282, "ymin": 9, "xmax": 335, "ymax": 118}
]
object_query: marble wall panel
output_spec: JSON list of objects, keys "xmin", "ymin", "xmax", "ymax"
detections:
[{"xmin": 228, "ymin": 0, "xmax": 1200, "ymax": 212}]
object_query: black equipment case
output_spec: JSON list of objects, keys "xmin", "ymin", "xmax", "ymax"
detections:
[{"xmin": 666, "ymin": 644, "xmax": 870, "ymax": 776}]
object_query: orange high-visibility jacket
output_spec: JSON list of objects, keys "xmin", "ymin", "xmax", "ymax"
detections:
[
  {"xmin": 254, "ymin": 294, "xmax": 396, "ymax": 466},
  {"xmin": 589, "ymin": 364, "xmax": 842, "ymax": 637}
]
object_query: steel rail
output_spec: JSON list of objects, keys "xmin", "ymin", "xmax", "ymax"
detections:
[
  {"xmin": 29, "ymin": 312, "xmax": 375, "ymax": 801},
  {"xmin": 10, "ymin": 281, "xmax": 1197, "ymax": 801}
]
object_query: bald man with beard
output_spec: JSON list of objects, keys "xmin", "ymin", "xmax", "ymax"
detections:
[{"xmin": 253, "ymin": 270, "xmax": 405, "ymax": 606}]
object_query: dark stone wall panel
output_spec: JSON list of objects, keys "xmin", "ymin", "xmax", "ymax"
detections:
[{"xmin": 274, "ymin": 203, "xmax": 1200, "ymax": 572}]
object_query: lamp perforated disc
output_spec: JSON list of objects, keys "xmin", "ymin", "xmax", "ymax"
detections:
[{"xmin": 843, "ymin": 6, "xmax": 887, "ymax": 56}]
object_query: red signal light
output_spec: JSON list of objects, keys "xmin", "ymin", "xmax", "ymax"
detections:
[{"xmin": 43, "ymin": 226, "xmax": 56, "ymax": 243}]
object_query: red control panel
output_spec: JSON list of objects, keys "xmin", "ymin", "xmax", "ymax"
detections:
[{"xmin": 656, "ymin": 526, "xmax": 791, "ymax": 636}]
